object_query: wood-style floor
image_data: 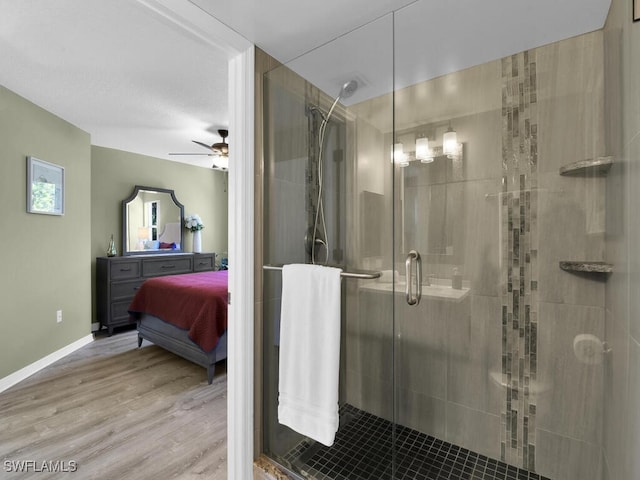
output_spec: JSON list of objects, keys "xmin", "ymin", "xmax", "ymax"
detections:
[{"xmin": 0, "ymin": 329, "xmax": 228, "ymax": 479}]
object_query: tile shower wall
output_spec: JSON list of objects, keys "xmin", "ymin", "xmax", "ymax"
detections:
[
  {"xmin": 347, "ymin": 30, "xmax": 605, "ymax": 480},
  {"xmin": 534, "ymin": 31, "xmax": 605, "ymax": 480},
  {"xmin": 603, "ymin": 0, "xmax": 640, "ymax": 479}
]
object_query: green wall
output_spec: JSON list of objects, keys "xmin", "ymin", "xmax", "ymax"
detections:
[
  {"xmin": 91, "ymin": 146, "xmax": 228, "ymax": 321},
  {"xmin": 0, "ymin": 86, "xmax": 92, "ymax": 378}
]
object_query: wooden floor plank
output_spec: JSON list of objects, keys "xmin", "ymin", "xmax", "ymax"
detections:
[{"xmin": 0, "ymin": 330, "xmax": 228, "ymax": 479}]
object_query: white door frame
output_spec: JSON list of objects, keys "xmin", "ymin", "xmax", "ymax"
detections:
[{"xmin": 228, "ymin": 46, "xmax": 256, "ymax": 479}]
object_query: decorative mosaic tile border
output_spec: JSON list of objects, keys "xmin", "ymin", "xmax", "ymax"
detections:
[{"xmin": 501, "ymin": 51, "xmax": 539, "ymax": 471}]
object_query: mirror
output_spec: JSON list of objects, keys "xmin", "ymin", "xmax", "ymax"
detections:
[
  {"xmin": 392, "ymin": 119, "xmax": 466, "ymax": 266},
  {"xmin": 400, "ymin": 148, "xmax": 465, "ymax": 266},
  {"xmin": 122, "ymin": 185, "xmax": 184, "ymax": 255}
]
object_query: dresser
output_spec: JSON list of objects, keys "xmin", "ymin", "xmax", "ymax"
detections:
[{"xmin": 96, "ymin": 253, "xmax": 215, "ymax": 335}]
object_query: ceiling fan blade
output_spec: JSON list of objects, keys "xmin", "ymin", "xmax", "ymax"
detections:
[{"xmin": 192, "ymin": 140, "xmax": 214, "ymax": 150}]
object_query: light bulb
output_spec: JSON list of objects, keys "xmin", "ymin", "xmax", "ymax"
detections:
[
  {"xmin": 214, "ymin": 156, "xmax": 229, "ymax": 170},
  {"xmin": 443, "ymin": 126, "xmax": 457, "ymax": 157},
  {"xmin": 391, "ymin": 142, "xmax": 409, "ymax": 167},
  {"xmin": 416, "ymin": 137, "xmax": 433, "ymax": 163}
]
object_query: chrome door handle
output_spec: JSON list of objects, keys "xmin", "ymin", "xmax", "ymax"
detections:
[
  {"xmin": 405, "ymin": 250, "xmax": 422, "ymax": 306},
  {"xmin": 415, "ymin": 251, "xmax": 422, "ymax": 305}
]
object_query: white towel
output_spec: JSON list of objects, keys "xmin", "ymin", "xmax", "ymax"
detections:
[{"xmin": 278, "ymin": 264, "xmax": 342, "ymax": 447}]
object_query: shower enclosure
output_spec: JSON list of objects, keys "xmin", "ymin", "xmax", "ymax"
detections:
[{"xmin": 261, "ymin": 7, "xmax": 612, "ymax": 480}]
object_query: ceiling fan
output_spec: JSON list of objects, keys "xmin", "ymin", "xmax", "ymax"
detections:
[{"xmin": 170, "ymin": 129, "xmax": 229, "ymax": 170}]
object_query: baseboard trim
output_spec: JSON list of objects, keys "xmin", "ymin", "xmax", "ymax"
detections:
[{"xmin": 0, "ymin": 334, "xmax": 94, "ymax": 393}]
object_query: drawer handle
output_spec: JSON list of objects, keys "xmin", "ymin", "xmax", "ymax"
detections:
[
  {"xmin": 120, "ymin": 267, "xmax": 131, "ymax": 272},
  {"xmin": 161, "ymin": 265, "xmax": 175, "ymax": 269},
  {"xmin": 199, "ymin": 262, "xmax": 208, "ymax": 266}
]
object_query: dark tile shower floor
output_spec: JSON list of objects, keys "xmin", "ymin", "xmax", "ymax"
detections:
[{"xmin": 281, "ymin": 404, "xmax": 552, "ymax": 480}]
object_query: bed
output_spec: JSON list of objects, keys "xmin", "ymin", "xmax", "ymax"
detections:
[{"xmin": 128, "ymin": 270, "xmax": 228, "ymax": 384}]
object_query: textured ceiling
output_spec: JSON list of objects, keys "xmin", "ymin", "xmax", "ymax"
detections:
[{"xmin": 0, "ymin": 0, "xmax": 611, "ymax": 168}]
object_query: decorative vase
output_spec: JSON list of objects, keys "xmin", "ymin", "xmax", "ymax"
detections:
[
  {"xmin": 107, "ymin": 234, "xmax": 117, "ymax": 257},
  {"xmin": 192, "ymin": 230, "xmax": 202, "ymax": 253}
]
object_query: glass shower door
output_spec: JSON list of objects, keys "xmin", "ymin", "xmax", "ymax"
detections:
[
  {"xmin": 391, "ymin": 5, "xmax": 506, "ymax": 478},
  {"xmin": 391, "ymin": 5, "xmax": 607, "ymax": 480}
]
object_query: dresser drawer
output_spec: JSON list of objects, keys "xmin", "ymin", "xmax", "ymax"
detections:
[
  {"xmin": 110, "ymin": 260, "xmax": 141, "ymax": 280},
  {"xmin": 142, "ymin": 256, "xmax": 192, "ymax": 277},
  {"xmin": 111, "ymin": 279, "xmax": 144, "ymax": 301},
  {"xmin": 111, "ymin": 300, "xmax": 136, "ymax": 324},
  {"xmin": 194, "ymin": 254, "xmax": 215, "ymax": 272}
]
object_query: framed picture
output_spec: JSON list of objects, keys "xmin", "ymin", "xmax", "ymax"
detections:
[
  {"xmin": 635, "ymin": 0, "xmax": 640, "ymax": 22},
  {"xmin": 27, "ymin": 156, "xmax": 64, "ymax": 215}
]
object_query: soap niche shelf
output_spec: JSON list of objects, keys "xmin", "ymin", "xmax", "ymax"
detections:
[
  {"xmin": 559, "ymin": 261, "xmax": 613, "ymax": 274},
  {"xmin": 559, "ymin": 156, "xmax": 614, "ymax": 176},
  {"xmin": 558, "ymin": 156, "xmax": 614, "ymax": 277}
]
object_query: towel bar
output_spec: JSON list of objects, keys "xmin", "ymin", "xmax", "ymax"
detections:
[{"xmin": 263, "ymin": 264, "xmax": 381, "ymax": 280}]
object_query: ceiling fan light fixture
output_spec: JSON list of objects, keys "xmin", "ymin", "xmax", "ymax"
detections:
[
  {"xmin": 212, "ymin": 129, "xmax": 229, "ymax": 158},
  {"xmin": 213, "ymin": 156, "xmax": 229, "ymax": 170}
]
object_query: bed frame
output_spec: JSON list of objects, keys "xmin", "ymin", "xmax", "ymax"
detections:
[{"xmin": 136, "ymin": 314, "xmax": 227, "ymax": 384}]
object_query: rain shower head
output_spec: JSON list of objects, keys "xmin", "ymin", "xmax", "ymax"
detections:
[{"xmin": 339, "ymin": 80, "xmax": 358, "ymax": 99}]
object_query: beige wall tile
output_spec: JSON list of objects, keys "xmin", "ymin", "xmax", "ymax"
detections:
[
  {"xmin": 536, "ymin": 428, "xmax": 602, "ymax": 480},
  {"xmin": 396, "ymin": 388, "xmax": 447, "ymax": 439},
  {"xmin": 602, "ymin": 308, "xmax": 630, "ymax": 480},
  {"xmin": 447, "ymin": 294, "xmax": 502, "ymax": 415},
  {"xmin": 445, "ymin": 402, "xmax": 501, "ymax": 460},
  {"xmin": 537, "ymin": 302, "xmax": 604, "ymax": 444}
]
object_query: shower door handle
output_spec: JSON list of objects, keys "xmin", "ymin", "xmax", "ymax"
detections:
[{"xmin": 405, "ymin": 250, "xmax": 422, "ymax": 306}]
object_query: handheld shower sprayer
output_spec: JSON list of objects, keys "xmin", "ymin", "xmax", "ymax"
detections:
[
  {"xmin": 339, "ymin": 80, "xmax": 358, "ymax": 100},
  {"xmin": 324, "ymin": 80, "xmax": 358, "ymax": 124},
  {"xmin": 312, "ymin": 80, "xmax": 358, "ymax": 265}
]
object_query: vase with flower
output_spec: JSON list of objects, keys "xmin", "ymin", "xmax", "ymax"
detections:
[
  {"xmin": 107, "ymin": 234, "xmax": 117, "ymax": 257},
  {"xmin": 184, "ymin": 214, "xmax": 204, "ymax": 253}
]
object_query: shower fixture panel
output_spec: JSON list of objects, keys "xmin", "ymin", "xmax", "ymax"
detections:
[{"xmin": 310, "ymin": 79, "xmax": 359, "ymax": 265}]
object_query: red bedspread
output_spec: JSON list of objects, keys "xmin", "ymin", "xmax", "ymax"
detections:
[{"xmin": 128, "ymin": 270, "xmax": 228, "ymax": 352}]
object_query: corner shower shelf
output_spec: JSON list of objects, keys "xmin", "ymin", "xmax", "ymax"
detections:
[
  {"xmin": 559, "ymin": 261, "xmax": 613, "ymax": 274},
  {"xmin": 559, "ymin": 156, "xmax": 614, "ymax": 176}
]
